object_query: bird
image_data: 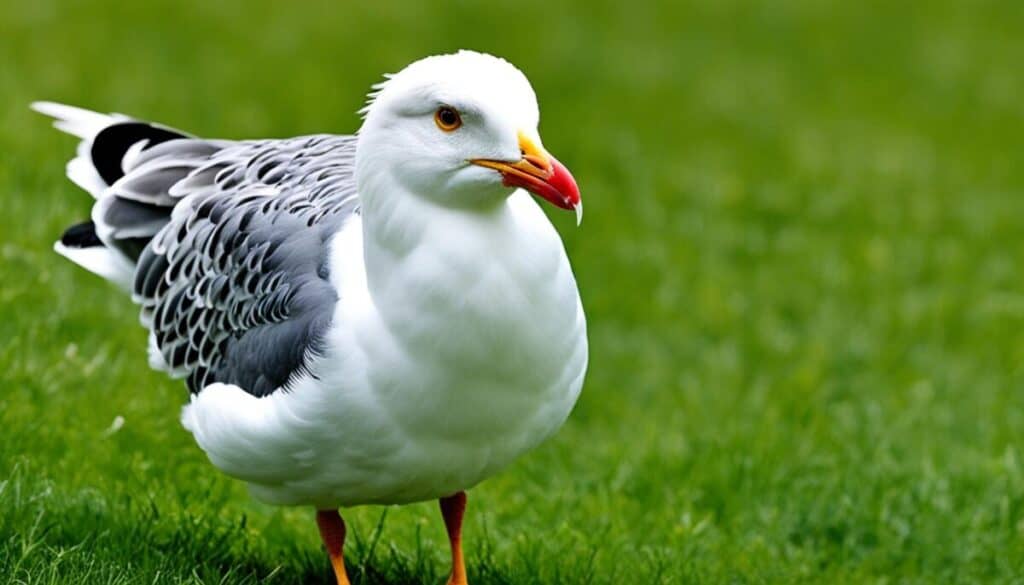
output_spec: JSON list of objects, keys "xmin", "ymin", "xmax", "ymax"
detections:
[{"xmin": 33, "ymin": 50, "xmax": 587, "ymax": 585}]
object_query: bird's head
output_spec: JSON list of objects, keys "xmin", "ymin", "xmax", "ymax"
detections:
[{"xmin": 356, "ymin": 50, "xmax": 581, "ymax": 223}]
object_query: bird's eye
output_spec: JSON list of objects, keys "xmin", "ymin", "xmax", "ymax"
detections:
[{"xmin": 434, "ymin": 106, "xmax": 462, "ymax": 132}]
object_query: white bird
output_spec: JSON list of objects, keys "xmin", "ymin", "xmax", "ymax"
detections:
[{"xmin": 34, "ymin": 50, "xmax": 587, "ymax": 585}]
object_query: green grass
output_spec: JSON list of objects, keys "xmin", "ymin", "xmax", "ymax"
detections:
[{"xmin": 3, "ymin": 0, "xmax": 1024, "ymax": 582}]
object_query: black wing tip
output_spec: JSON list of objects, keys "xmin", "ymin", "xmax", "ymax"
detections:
[
  {"xmin": 91, "ymin": 122, "xmax": 187, "ymax": 185},
  {"xmin": 60, "ymin": 220, "xmax": 103, "ymax": 248}
]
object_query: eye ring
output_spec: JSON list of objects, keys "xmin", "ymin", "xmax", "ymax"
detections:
[{"xmin": 434, "ymin": 106, "xmax": 462, "ymax": 132}]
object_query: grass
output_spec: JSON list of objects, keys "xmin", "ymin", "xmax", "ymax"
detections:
[{"xmin": 2, "ymin": 0, "xmax": 1024, "ymax": 582}]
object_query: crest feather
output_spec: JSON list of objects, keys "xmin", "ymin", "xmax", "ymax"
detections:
[{"xmin": 359, "ymin": 74, "xmax": 394, "ymax": 119}]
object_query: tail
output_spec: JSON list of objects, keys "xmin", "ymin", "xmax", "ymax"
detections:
[{"xmin": 32, "ymin": 102, "xmax": 194, "ymax": 290}]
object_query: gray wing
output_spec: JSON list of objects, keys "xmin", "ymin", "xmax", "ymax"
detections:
[{"xmin": 131, "ymin": 135, "xmax": 359, "ymax": 396}]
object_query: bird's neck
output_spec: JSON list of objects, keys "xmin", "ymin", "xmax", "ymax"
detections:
[
  {"xmin": 359, "ymin": 175, "xmax": 510, "ymax": 310},
  {"xmin": 355, "ymin": 173, "xmax": 572, "ymax": 358}
]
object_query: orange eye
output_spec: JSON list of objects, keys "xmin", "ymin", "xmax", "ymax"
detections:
[{"xmin": 434, "ymin": 106, "xmax": 462, "ymax": 132}]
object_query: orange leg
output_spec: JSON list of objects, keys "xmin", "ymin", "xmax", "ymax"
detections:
[
  {"xmin": 439, "ymin": 491, "xmax": 468, "ymax": 585},
  {"xmin": 316, "ymin": 509, "xmax": 351, "ymax": 585}
]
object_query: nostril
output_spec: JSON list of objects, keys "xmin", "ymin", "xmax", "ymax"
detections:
[{"xmin": 523, "ymin": 154, "xmax": 548, "ymax": 173}]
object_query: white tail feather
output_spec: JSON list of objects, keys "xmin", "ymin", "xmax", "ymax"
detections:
[
  {"xmin": 32, "ymin": 101, "xmax": 131, "ymax": 200},
  {"xmin": 30, "ymin": 101, "xmax": 124, "ymax": 139},
  {"xmin": 66, "ymin": 157, "xmax": 107, "ymax": 198},
  {"xmin": 37, "ymin": 101, "xmax": 140, "ymax": 287},
  {"xmin": 53, "ymin": 241, "xmax": 134, "ymax": 290}
]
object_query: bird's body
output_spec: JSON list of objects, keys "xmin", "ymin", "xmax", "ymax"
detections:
[
  {"xmin": 186, "ymin": 186, "xmax": 586, "ymax": 508},
  {"xmin": 36, "ymin": 50, "xmax": 586, "ymax": 584}
]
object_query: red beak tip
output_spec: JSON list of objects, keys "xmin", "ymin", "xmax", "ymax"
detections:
[{"xmin": 548, "ymin": 156, "xmax": 581, "ymax": 209}]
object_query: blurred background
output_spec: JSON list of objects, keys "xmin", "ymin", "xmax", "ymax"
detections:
[{"xmin": 2, "ymin": 0, "xmax": 1024, "ymax": 583}]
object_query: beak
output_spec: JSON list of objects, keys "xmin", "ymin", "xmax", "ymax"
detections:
[{"xmin": 471, "ymin": 131, "xmax": 582, "ymax": 225}]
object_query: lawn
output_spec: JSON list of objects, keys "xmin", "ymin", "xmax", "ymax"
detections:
[{"xmin": 3, "ymin": 0, "xmax": 1024, "ymax": 583}]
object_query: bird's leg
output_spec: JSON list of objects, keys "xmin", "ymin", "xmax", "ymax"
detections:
[
  {"xmin": 439, "ymin": 491, "xmax": 468, "ymax": 585},
  {"xmin": 316, "ymin": 509, "xmax": 351, "ymax": 585}
]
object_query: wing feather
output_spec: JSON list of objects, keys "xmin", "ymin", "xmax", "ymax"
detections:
[{"xmin": 133, "ymin": 135, "xmax": 359, "ymax": 395}]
